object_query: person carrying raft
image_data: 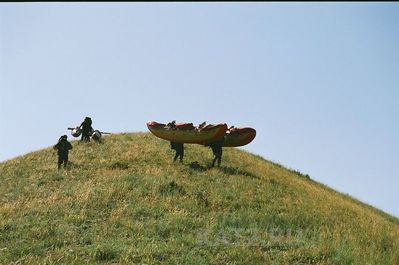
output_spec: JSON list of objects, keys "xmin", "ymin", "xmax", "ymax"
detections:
[
  {"xmin": 165, "ymin": 120, "xmax": 177, "ymax": 130},
  {"xmin": 197, "ymin": 121, "xmax": 206, "ymax": 131},
  {"xmin": 170, "ymin": 141, "xmax": 184, "ymax": 163},
  {"xmin": 209, "ymin": 139, "xmax": 224, "ymax": 167},
  {"xmin": 53, "ymin": 135, "xmax": 73, "ymax": 170},
  {"xmin": 79, "ymin": 117, "xmax": 93, "ymax": 142}
]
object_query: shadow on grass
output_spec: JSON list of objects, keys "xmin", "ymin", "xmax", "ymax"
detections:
[
  {"xmin": 187, "ymin": 161, "xmax": 260, "ymax": 180},
  {"xmin": 159, "ymin": 181, "xmax": 186, "ymax": 196},
  {"xmin": 219, "ymin": 166, "xmax": 260, "ymax": 179},
  {"xmin": 189, "ymin": 161, "xmax": 208, "ymax": 172}
]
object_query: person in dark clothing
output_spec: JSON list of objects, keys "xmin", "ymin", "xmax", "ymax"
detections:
[
  {"xmin": 165, "ymin": 120, "xmax": 177, "ymax": 130},
  {"xmin": 79, "ymin": 117, "xmax": 93, "ymax": 142},
  {"xmin": 210, "ymin": 139, "xmax": 223, "ymax": 167},
  {"xmin": 170, "ymin": 142, "xmax": 184, "ymax": 163},
  {"xmin": 53, "ymin": 135, "xmax": 73, "ymax": 170}
]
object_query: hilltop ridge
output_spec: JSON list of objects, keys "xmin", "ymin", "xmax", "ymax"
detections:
[{"xmin": 0, "ymin": 132, "xmax": 398, "ymax": 264}]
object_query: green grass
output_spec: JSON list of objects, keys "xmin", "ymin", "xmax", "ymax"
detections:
[{"xmin": 0, "ymin": 132, "xmax": 398, "ymax": 264}]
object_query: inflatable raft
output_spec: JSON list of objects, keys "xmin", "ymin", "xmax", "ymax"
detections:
[
  {"xmin": 223, "ymin": 127, "xmax": 256, "ymax": 147},
  {"xmin": 147, "ymin": 121, "xmax": 227, "ymax": 145}
]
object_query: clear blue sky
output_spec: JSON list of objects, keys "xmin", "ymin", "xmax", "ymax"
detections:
[{"xmin": 1, "ymin": 3, "xmax": 398, "ymax": 217}]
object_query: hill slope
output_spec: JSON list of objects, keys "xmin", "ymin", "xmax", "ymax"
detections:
[{"xmin": 0, "ymin": 132, "xmax": 398, "ymax": 264}]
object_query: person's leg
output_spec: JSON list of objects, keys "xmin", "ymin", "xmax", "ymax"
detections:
[
  {"xmin": 211, "ymin": 148, "xmax": 216, "ymax": 167},
  {"xmin": 82, "ymin": 131, "xmax": 89, "ymax": 142},
  {"xmin": 64, "ymin": 154, "xmax": 68, "ymax": 168},
  {"xmin": 217, "ymin": 148, "xmax": 222, "ymax": 167},
  {"xmin": 174, "ymin": 150, "xmax": 178, "ymax": 162},
  {"xmin": 58, "ymin": 156, "xmax": 62, "ymax": 170},
  {"xmin": 212, "ymin": 156, "xmax": 217, "ymax": 167}
]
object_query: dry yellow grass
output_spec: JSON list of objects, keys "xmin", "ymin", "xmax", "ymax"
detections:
[{"xmin": 0, "ymin": 132, "xmax": 398, "ymax": 264}]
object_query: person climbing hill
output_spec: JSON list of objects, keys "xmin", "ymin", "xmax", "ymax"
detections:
[
  {"xmin": 79, "ymin": 117, "xmax": 93, "ymax": 142},
  {"xmin": 53, "ymin": 135, "xmax": 73, "ymax": 170}
]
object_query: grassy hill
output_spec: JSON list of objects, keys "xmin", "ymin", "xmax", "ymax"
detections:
[{"xmin": 0, "ymin": 132, "xmax": 398, "ymax": 264}]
